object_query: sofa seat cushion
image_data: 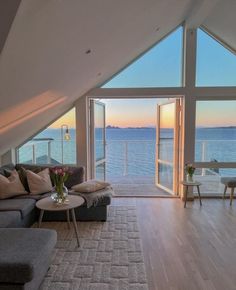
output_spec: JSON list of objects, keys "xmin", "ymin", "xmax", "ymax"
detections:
[
  {"xmin": 0, "ymin": 199, "xmax": 35, "ymax": 218},
  {"xmin": 0, "ymin": 228, "xmax": 57, "ymax": 284},
  {"xmin": 0, "ymin": 211, "xmax": 21, "ymax": 228},
  {"xmin": 15, "ymin": 192, "xmax": 50, "ymax": 201}
]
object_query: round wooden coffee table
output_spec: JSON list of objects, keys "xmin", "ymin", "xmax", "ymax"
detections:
[{"xmin": 36, "ymin": 195, "xmax": 84, "ymax": 247}]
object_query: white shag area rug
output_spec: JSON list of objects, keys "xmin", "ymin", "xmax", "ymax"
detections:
[{"xmin": 39, "ymin": 206, "xmax": 149, "ymax": 290}]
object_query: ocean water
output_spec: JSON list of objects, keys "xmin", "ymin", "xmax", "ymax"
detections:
[{"xmin": 18, "ymin": 127, "xmax": 236, "ymax": 177}]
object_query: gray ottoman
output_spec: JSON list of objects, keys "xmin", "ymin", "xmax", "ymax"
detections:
[
  {"xmin": 221, "ymin": 177, "xmax": 236, "ymax": 205},
  {"xmin": 0, "ymin": 228, "xmax": 57, "ymax": 290}
]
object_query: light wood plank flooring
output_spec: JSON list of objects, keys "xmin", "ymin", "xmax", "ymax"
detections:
[{"xmin": 111, "ymin": 198, "xmax": 236, "ymax": 290}]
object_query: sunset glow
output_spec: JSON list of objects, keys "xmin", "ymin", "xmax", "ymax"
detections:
[
  {"xmin": 49, "ymin": 108, "xmax": 75, "ymax": 128},
  {"xmin": 103, "ymin": 99, "xmax": 161, "ymax": 128}
]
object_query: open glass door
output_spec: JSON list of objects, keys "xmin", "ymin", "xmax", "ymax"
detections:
[
  {"xmin": 156, "ymin": 99, "xmax": 180, "ymax": 194},
  {"xmin": 90, "ymin": 100, "xmax": 106, "ymax": 180}
]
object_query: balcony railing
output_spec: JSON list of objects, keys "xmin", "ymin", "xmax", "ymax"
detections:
[
  {"xmin": 17, "ymin": 138, "xmax": 236, "ymax": 177},
  {"xmin": 106, "ymin": 140, "xmax": 156, "ymax": 178},
  {"xmin": 17, "ymin": 138, "xmax": 76, "ymax": 165}
]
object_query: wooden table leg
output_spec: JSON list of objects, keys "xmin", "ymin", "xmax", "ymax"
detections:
[
  {"xmin": 38, "ymin": 210, "xmax": 44, "ymax": 228},
  {"xmin": 223, "ymin": 185, "xmax": 227, "ymax": 199},
  {"xmin": 230, "ymin": 187, "xmax": 234, "ymax": 206},
  {"xmin": 197, "ymin": 185, "xmax": 202, "ymax": 206},
  {"xmin": 66, "ymin": 210, "xmax": 70, "ymax": 229},
  {"xmin": 71, "ymin": 208, "xmax": 80, "ymax": 247},
  {"xmin": 184, "ymin": 186, "xmax": 188, "ymax": 208}
]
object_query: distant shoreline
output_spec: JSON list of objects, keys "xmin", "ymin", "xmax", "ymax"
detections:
[
  {"xmin": 106, "ymin": 126, "xmax": 236, "ymax": 129},
  {"xmin": 48, "ymin": 126, "xmax": 236, "ymax": 130}
]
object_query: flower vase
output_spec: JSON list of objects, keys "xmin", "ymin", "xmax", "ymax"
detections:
[
  {"xmin": 186, "ymin": 174, "xmax": 194, "ymax": 183},
  {"xmin": 51, "ymin": 184, "xmax": 68, "ymax": 204}
]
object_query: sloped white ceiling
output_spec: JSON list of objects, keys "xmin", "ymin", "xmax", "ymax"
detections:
[
  {"xmin": 1, "ymin": 0, "xmax": 235, "ymax": 157},
  {"xmin": 0, "ymin": 0, "xmax": 195, "ymax": 155},
  {"xmin": 203, "ymin": 0, "xmax": 236, "ymax": 53}
]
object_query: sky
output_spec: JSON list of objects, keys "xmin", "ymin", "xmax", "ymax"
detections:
[
  {"xmin": 50, "ymin": 27, "xmax": 236, "ymax": 129},
  {"xmin": 50, "ymin": 108, "xmax": 75, "ymax": 128}
]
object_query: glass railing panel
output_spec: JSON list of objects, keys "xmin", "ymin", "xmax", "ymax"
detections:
[
  {"xmin": 158, "ymin": 163, "xmax": 173, "ymax": 190},
  {"xmin": 35, "ymin": 142, "xmax": 50, "ymax": 164},
  {"xmin": 106, "ymin": 140, "xmax": 155, "ymax": 178},
  {"xmin": 17, "ymin": 139, "xmax": 76, "ymax": 165},
  {"xmin": 195, "ymin": 140, "xmax": 236, "ymax": 162},
  {"xmin": 159, "ymin": 140, "xmax": 173, "ymax": 162},
  {"xmin": 18, "ymin": 144, "xmax": 33, "ymax": 164},
  {"xmin": 95, "ymin": 162, "xmax": 105, "ymax": 180}
]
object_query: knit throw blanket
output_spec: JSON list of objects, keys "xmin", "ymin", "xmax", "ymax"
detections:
[{"xmin": 70, "ymin": 186, "xmax": 114, "ymax": 208}]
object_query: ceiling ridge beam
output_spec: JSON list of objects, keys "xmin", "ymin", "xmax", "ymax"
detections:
[
  {"xmin": 185, "ymin": 0, "xmax": 222, "ymax": 29},
  {"xmin": 0, "ymin": 0, "xmax": 21, "ymax": 56}
]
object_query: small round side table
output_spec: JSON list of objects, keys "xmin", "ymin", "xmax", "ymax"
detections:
[
  {"xmin": 36, "ymin": 195, "xmax": 84, "ymax": 247},
  {"xmin": 181, "ymin": 181, "xmax": 202, "ymax": 208}
]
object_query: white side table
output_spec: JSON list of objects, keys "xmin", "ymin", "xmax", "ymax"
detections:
[
  {"xmin": 181, "ymin": 181, "xmax": 202, "ymax": 208},
  {"xmin": 36, "ymin": 195, "xmax": 84, "ymax": 247}
]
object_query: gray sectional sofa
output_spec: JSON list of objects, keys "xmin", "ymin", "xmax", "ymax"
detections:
[
  {"xmin": 0, "ymin": 163, "xmax": 111, "ymax": 227},
  {"xmin": 0, "ymin": 228, "xmax": 57, "ymax": 290},
  {"xmin": 0, "ymin": 163, "xmax": 111, "ymax": 289}
]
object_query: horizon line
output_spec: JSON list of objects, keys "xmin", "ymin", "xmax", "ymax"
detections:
[{"xmin": 49, "ymin": 125, "xmax": 236, "ymax": 129}]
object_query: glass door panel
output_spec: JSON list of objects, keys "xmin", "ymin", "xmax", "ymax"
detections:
[
  {"xmin": 95, "ymin": 102, "xmax": 105, "ymax": 162},
  {"xmin": 156, "ymin": 100, "xmax": 180, "ymax": 194},
  {"xmin": 90, "ymin": 100, "xmax": 106, "ymax": 180}
]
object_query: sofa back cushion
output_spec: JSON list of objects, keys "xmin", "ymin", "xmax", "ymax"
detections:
[
  {"xmin": 16, "ymin": 164, "xmax": 85, "ymax": 189},
  {"xmin": 0, "ymin": 170, "xmax": 28, "ymax": 199},
  {"xmin": 16, "ymin": 164, "xmax": 85, "ymax": 191},
  {"xmin": 26, "ymin": 168, "xmax": 53, "ymax": 195},
  {"xmin": 64, "ymin": 166, "xmax": 85, "ymax": 188}
]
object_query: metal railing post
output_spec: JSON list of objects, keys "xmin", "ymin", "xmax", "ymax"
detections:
[
  {"xmin": 47, "ymin": 141, "xmax": 52, "ymax": 164},
  {"xmin": 124, "ymin": 141, "xmax": 128, "ymax": 176},
  {"xmin": 32, "ymin": 144, "xmax": 36, "ymax": 164},
  {"xmin": 201, "ymin": 141, "xmax": 206, "ymax": 176}
]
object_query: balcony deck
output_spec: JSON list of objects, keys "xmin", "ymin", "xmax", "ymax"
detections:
[
  {"xmin": 108, "ymin": 176, "xmax": 170, "ymax": 196},
  {"xmin": 108, "ymin": 174, "xmax": 228, "ymax": 197}
]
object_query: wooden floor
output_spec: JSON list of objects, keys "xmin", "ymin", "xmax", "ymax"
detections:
[{"xmin": 111, "ymin": 197, "xmax": 236, "ymax": 290}]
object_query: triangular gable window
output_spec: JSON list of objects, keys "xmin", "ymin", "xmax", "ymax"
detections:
[
  {"xmin": 102, "ymin": 26, "xmax": 183, "ymax": 88},
  {"xmin": 196, "ymin": 29, "xmax": 236, "ymax": 87}
]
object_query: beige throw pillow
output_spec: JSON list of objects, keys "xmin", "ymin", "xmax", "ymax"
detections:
[
  {"xmin": 72, "ymin": 179, "xmax": 110, "ymax": 193},
  {"xmin": 0, "ymin": 170, "xmax": 28, "ymax": 199},
  {"xmin": 26, "ymin": 168, "xmax": 53, "ymax": 195}
]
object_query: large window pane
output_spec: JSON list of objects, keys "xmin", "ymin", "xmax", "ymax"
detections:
[
  {"xmin": 94, "ymin": 103, "xmax": 105, "ymax": 161},
  {"xmin": 193, "ymin": 168, "xmax": 236, "ymax": 196},
  {"xmin": 159, "ymin": 163, "xmax": 173, "ymax": 190},
  {"xmin": 196, "ymin": 29, "xmax": 236, "ymax": 86},
  {"xmin": 17, "ymin": 108, "xmax": 76, "ymax": 164},
  {"xmin": 103, "ymin": 27, "xmax": 183, "ymax": 88},
  {"xmin": 195, "ymin": 101, "xmax": 236, "ymax": 162}
]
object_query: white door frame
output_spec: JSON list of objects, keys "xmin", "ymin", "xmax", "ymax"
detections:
[
  {"xmin": 156, "ymin": 99, "xmax": 181, "ymax": 195},
  {"xmin": 89, "ymin": 99, "xmax": 106, "ymax": 180}
]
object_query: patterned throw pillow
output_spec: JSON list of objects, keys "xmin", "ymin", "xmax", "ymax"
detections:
[
  {"xmin": 72, "ymin": 179, "xmax": 110, "ymax": 193},
  {"xmin": 26, "ymin": 168, "xmax": 53, "ymax": 195},
  {"xmin": 0, "ymin": 170, "xmax": 28, "ymax": 199}
]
